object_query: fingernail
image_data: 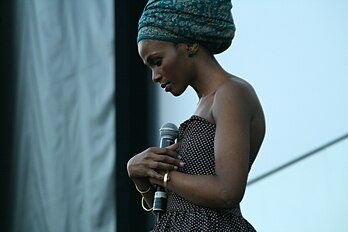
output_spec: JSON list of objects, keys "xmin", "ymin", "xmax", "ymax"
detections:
[
  {"xmin": 179, "ymin": 161, "xmax": 185, "ymax": 167},
  {"xmin": 178, "ymin": 155, "xmax": 182, "ymax": 160},
  {"xmin": 174, "ymin": 166, "xmax": 178, "ymax": 170}
]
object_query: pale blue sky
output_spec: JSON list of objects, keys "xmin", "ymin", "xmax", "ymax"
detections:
[
  {"xmin": 157, "ymin": 0, "xmax": 348, "ymax": 179},
  {"xmin": 155, "ymin": 1, "xmax": 348, "ymax": 230}
]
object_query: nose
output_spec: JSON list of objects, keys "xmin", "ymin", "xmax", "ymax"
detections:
[{"xmin": 151, "ymin": 69, "xmax": 161, "ymax": 83}]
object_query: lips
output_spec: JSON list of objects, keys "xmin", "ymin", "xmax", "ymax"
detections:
[{"xmin": 161, "ymin": 82, "xmax": 170, "ymax": 89}]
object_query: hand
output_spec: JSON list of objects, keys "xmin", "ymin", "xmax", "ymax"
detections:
[{"xmin": 127, "ymin": 143, "xmax": 183, "ymax": 182}]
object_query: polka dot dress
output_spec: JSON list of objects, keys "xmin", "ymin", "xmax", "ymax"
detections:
[{"xmin": 154, "ymin": 116, "xmax": 257, "ymax": 232}]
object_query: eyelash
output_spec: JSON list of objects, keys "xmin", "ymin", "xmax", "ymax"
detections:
[{"xmin": 153, "ymin": 59, "xmax": 162, "ymax": 67}]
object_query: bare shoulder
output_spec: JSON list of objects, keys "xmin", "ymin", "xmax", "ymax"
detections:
[
  {"xmin": 214, "ymin": 75, "xmax": 260, "ymax": 113},
  {"xmin": 212, "ymin": 74, "xmax": 265, "ymax": 134},
  {"xmin": 213, "ymin": 74, "xmax": 266, "ymax": 156}
]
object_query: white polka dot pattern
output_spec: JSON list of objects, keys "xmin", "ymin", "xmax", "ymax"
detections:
[{"xmin": 153, "ymin": 115, "xmax": 256, "ymax": 231}]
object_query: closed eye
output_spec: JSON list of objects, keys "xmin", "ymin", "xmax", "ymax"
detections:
[
  {"xmin": 153, "ymin": 59, "xmax": 162, "ymax": 67},
  {"xmin": 146, "ymin": 55, "xmax": 162, "ymax": 67}
]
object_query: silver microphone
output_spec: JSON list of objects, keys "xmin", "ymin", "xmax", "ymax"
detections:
[{"xmin": 153, "ymin": 123, "xmax": 178, "ymax": 217}]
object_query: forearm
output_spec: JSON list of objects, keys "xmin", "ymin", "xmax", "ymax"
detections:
[{"xmin": 166, "ymin": 171, "xmax": 244, "ymax": 209}]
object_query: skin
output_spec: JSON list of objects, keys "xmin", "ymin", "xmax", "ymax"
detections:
[{"xmin": 127, "ymin": 39, "xmax": 266, "ymax": 209}]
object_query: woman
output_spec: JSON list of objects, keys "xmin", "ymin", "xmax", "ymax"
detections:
[{"xmin": 127, "ymin": 0, "xmax": 266, "ymax": 231}]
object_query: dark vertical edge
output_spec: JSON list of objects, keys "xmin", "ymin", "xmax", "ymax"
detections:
[
  {"xmin": 0, "ymin": 1, "xmax": 16, "ymax": 232},
  {"xmin": 115, "ymin": 1, "xmax": 156, "ymax": 231}
]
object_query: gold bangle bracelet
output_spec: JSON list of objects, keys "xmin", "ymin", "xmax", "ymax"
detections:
[
  {"xmin": 135, "ymin": 185, "xmax": 152, "ymax": 194},
  {"xmin": 163, "ymin": 172, "xmax": 169, "ymax": 192},
  {"xmin": 141, "ymin": 196, "xmax": 153, "ymax": 212}
]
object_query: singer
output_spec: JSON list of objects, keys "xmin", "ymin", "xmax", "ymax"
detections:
[{"xmin": 127, "ymin": 0, "xmax": 266, "ymax": 231}]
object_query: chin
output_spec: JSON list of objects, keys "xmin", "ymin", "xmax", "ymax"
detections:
[
  {"xmin": 170, "ymin": 89, "xmax": 185, "ymax": 97},
  {"xmin": 171, "ymin": 93, "xmax": 181, "ymax": 97}
]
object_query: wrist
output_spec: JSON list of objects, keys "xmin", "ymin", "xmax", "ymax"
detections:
[
  {"xmin": 135, "ymin": 184, "xmax": 152, "ymax": 194},
  {"xmin": 133, "ymin": 178, "xmax": 152, "ymax": 194}
]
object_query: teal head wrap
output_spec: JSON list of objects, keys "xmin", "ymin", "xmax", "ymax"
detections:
[{"xmin": 137, "ymin": 0, "xmax": 236, "ymax": 54}]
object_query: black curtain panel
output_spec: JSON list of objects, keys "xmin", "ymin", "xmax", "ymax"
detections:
[
  {"xmin": 0, "ymin": 1, "xmax": 15, "ymax": 232},
  {"xmin": 115, "ymin": 1, "xmax": 158, "ymax": 231}
]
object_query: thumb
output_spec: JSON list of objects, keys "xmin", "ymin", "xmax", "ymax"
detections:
[{"xmin": 166, "ymin": 143, "xmax": 179, "ymax": 151}]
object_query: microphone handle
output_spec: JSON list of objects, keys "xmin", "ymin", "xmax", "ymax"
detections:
[
  {"xmin": 153, "ymin": 138, "xmax": 174, "ymax": 217},
  {"xmin": 160, "ymin": 137, "xmax": 174, "ymax": 148}
]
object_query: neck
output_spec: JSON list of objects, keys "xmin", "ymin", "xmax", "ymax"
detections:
[{"xmin": 190, "ymin": 55, "xmax": 230, "ymax": 99}]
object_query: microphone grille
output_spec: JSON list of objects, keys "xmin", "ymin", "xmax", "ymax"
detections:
[{"xmin": 159, "ymin": 123, "xmax": 178, "ymax": 140}]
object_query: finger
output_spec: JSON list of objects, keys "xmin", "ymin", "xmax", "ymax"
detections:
[
  {"xmin": 146, "ymin": 168, "xmax": 163, "ymax": 180},
  {"xmin": 166, "ymin": 143, "xmax": 179, "ymax": 151},
  {"xmin": 159, "ymin": 147, "xmax": 180, "ymax": 159},
  {"xmin": 146, "ymin": 146, "xmax": 180, "ymax": 159},
  {"xmin": 148, "ymin": 160, "xmax": 180, "ymax": 171},
  {"xmin": 156, "ymin": 154, "xmax": 185, "ymax": 169},
  {"xmin": 144, "ymin": 147, "xmax": 183, "ymax": 167},
  {"xmin": 149, "ymin": 177, "xmax": 162, "ymax": 186}
]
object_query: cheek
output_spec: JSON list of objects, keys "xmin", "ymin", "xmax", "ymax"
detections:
[
  {"xmin": 163, "ymin": 58, "xmax": 187, "ymax": 82},
  {"xmin": 161, "ymin": 60, "xmax": 176, "ymax": 77}
]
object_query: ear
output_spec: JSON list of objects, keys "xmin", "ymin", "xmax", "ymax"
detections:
[{"xmin": 187, "ymin": 43, "xmax": 199, "ymax": 57}]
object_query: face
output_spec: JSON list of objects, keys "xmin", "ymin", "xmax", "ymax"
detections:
[{"xmin": 138, "ymin": 40, "xmax": 193, "ymax": 96}]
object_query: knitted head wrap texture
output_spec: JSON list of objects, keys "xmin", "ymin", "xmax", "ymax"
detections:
[{"xmin": 137, "ymin": 0, "xmax": 236, "ymax": 54}]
